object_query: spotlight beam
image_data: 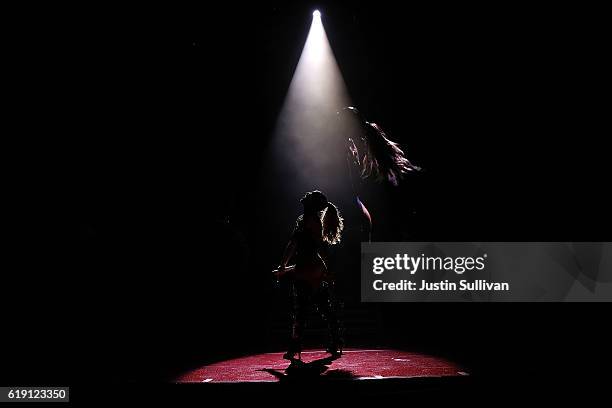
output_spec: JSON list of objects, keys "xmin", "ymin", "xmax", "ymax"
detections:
[{"xmin": 270, "ymin": 10, "xmax": 356, "ymax": 199}]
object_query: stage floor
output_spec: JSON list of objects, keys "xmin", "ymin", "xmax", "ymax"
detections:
[{"xmin": 176, "ymin": 349, "xmax": 468, "ymax": 383}]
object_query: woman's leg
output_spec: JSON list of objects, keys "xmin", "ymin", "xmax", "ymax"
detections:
[
  {"xmin": 315, "ymin": 282, "xmax": 343, "ymax": 356},
  {"xmin": 285, "ymin": 281, "xmax": 309, "ymax": 360}
]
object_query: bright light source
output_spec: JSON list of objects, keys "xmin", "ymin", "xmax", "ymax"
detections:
[{"xmin": 269, "ymin": 5, "xmax": 359, "ymax": 201}]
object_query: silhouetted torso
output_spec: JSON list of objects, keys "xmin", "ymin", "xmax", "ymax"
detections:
[{"xmin": 291, "ymin": 213, "xmax": 325, "ymax": 287}]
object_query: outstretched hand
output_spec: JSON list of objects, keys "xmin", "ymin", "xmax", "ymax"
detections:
[
  {"xmin": 273, "ymin": 265, "xmax": 286, "ymax": 278},
  {"xmin": 272, "ymin": 264, "xmax": 295, "ymax": 278}
]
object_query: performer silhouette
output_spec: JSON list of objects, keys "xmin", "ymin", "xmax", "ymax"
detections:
[{"xmin": 274, "ymin": 190, "xmax": 344, "ymax": 360}]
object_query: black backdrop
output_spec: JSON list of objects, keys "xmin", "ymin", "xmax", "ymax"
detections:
[{"xmin": 8, "ymin": 1, "xmax": 611, "ymax": 400}]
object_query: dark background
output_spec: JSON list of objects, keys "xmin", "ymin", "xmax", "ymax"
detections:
[{"xmin": 6, "ymin": 0, "xmax": 612, "ymax": 401}]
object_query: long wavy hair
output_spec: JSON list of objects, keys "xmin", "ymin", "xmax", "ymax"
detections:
[
  {"xmin": 342, "ymin": 106, "xmax": 420, "ymax": 186},
  {"xmin": 300, "ymin": 190, "xmax": 344, "ymax": 245},
  {"xmin": 322, "ymin": 201, "xmax": 343, "ymax": 245}
]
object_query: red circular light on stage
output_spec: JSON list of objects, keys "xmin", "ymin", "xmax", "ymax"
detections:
[{"xmin": 175, "ymin": 349, "xmax": 467, "ymax": 383}]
